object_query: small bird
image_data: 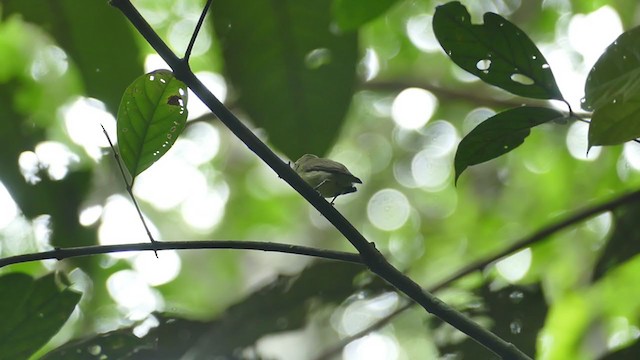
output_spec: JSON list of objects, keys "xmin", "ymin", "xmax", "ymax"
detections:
[{"xmin": 293, "ymin": 154, "xmax": 362, "ymax": 204}]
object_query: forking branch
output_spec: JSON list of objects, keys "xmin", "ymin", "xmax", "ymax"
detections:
[{"xmin": 108, "ymin": 0, "xmax": 531, "ymax": 358}]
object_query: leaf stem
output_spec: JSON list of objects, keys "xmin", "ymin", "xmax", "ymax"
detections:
[{"xmin": 101, "ymin": 124, "xmax": 159, "ymax": 257}]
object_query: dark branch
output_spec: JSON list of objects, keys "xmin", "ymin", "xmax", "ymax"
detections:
[
  {"xmin": 183, "ymin": 0, "xmax": 213, "ymax": 62},
  {"xmin": 314, "ymin": 187, "xmax": 640, "ymax": 359},
  {"xmin": 108, "ymin": 1, "xmax": 531, "ymax": 358},
  {"xmin": 0, "ymin": 240, "xmax": 362, "ymax": 268}
]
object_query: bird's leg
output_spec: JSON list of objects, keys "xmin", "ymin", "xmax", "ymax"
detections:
[{"xmin": 330, "ymin": 195, "xmax": 339, "ymax": 205}]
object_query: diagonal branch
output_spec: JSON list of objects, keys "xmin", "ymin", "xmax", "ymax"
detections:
[
  {"xmin": 314, "ymin": 187, "xmax": 640, "ymax": 359},
  {"xmin": 0, "ymin": 240, "xmax": 362, "ymax": 268},
  {"xmin": 108, "ymin": 1, "xmax": 530, "ymax": 358}
]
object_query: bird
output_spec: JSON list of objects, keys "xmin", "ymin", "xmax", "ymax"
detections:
[{"xmin": 293, "ymin": 154, "xmax": 362, "ymax": 204}]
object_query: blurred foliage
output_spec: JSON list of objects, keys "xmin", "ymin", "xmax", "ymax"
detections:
[
  {"xmin": 0, "ymin": 0, "xmax": 640, "ymax": 359},
  {"xmin": 43, "ymin": 261, "xmax": 388, "ymax": 359},
  {"xmin": 0, "ymin": 273, "xmax": 80, "ymax": 360}
]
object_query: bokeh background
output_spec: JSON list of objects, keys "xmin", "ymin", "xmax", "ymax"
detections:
[{"xmin": 1, "ymin": 0, "xmax": 640, "ymax": 359}]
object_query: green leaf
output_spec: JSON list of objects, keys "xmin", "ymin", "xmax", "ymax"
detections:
[
  {"xmin": 117, "ymin": 70, "xmax": 188, "ymax": 178},
  {"xmin": 455, "ymin": 106, "xmax": 564, "ymax": 182},
  {"xmin": 0, "ymin": 273, "xmax": 81, "ymax": 360},
  {"xmin": 435, "ymin": 284, "xmax": 547, "ymax": 358},
  {"xmin": 1, "ymin": 0, "xmax": 144, "ymax": 113},
  {"xmin": 583, "ymin": 26, "xmax": 640, "ymax": 111},
  {"xmin": 332, "ymin": 0, "xmax": 400, "ymax": 31},
  {"xmin": 588, "ymin": 96, "xmax": 640, "ymax": 146},
  {"xmin": 213, "ymin": 0, "xmax": 358, "ymax": 159},
  {"xmin": 433, "ymin": 1, "xmax": 564, "ymax": 101},
  {"xmin": 593, "ymin": 201, "xmax": 640, "ymax": 281}
]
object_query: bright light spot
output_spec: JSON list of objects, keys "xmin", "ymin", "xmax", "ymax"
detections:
[
  {"xmin": 169, "ymin": 19, "xmax": 211, "ymax": 57},
  {"xmin": 144, "ymin": 54, "xmax": 170, "ymax": 72},
  {"xmin": 33, "ymin": 215, "xmax": 53, "ymax": 251},
  {"xmin": 35, "ymin": 141, "xmax": 79, "ymax": 180},
  {"xmin": 359, "ymin": 48, "xmax": 380, "ymax": 81},
  {"xmin": 411, "ymin": 150, "xmax": 452, "ymax": 191},
  {"xmin": 566, "ymin": 121, "xmax": 600, "ymax": 161},
  {"xmin": 174, "ymin": 122, "xmax": 220, "ymax": 165},
  {"xmin": 99, "ymin": 195, "xmax": 159, "ymax": 258},
  {"xmin": 188, "ymin": 72, "xmax": 228, "ymax": 120},
  {"xmin": 391, "ymin": 88, "xmax": 437, "ymax": 130},
  {"xmin": 181, "ymin": 188, "xmax": 227, "ymax": 231},
  {"xmin": 339, "ymin": 293, "xmax": 399, "ymax": 336},
  {"xmin": 568, "ymin": 6, "xmax": 622, "ymax": 67},
  {"xmin": 357, "ymin": 133, "xmax": 392, "ymax": 173},
  {"xmin": 134, "ymin": 156, "xmax": 207, "ymax": 211},
  {"xmin": 133, "ymin": 251, "xmax": 181, "ymax": 286},
  {"xmin": 406, "ymin": 14, "xmax": 440, "ymax": 52},
  {"xmin": 463, "ymin": 107, "xmax": 495, "ymax": 134},
  {"xmin": 420, "ymin": 120, "xmax": 459, "ymax": 157},
  {"xmin": 623, "ymin": 143, "xmax": 640, "ymax": 170},
  {"xmin": 607, "ymin": 317, "xmax": 640, "ymax": 349},
  {"xmin": 107, "ymin": 270, "xmax": 162, "ymax": 320},
  {"xmin": 305, "ymin": 48, "xmax": 332, "ymax": 69},
  {"xmin": 18, "ymin": 151, "xmax": 41, "ymax": 184},
  {"xmin": 543, "ymin": 46, "xmax": 587, "ymax": 109},
  {"xmin": 496, "ymin": 248, "xmax": 532, "ymax": 282},
  {"xmin": 0, "ymin": 182, "xmax": 18, "ymax": 230},
  {"xmin": 133, "ymin": 315, "xmax": 159, "ymax": 338},
  {"xmin": 79, "ymin": 205, "xmax": 103, "ymax": 227},
  {"xmin": 367, "ymin": 189, "xmax": 411, "ymax": 231},
  {"xmin": 393, "ymin": 158, "xmax": 417, "ymax": 189},
  {"xmin": 586, "ymin": 211, "xmax": 612, "ymax": 242},
  {"xmin": 62, "ymin": 97, "xmax": 116, "ymax": 160},
  {"xmin": 30, "ymin": 45, "xmax": 68, "ymax": 81},
  {"xmin": 343, "ymin": 333, "xmax": 398, "ymax": 360}
]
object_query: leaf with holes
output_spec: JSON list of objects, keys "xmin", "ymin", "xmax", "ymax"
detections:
[
  {"xmin": 455, "ymin": 106, "xmax": 564, "ymax": 183},
  {"xmin": 433, "ymin": 1, "xmax": 564, "ymax": 101},
  {"xmin": 583, "ymin": 26, "xmax": 640, "ymax": 111},
  {"xmin": 0, "ymin": 273, "xmax": 81, "ymax": 360},
  {"xmin": 117, "ymin": 70, "xmax": 188, "ymax": 178}
]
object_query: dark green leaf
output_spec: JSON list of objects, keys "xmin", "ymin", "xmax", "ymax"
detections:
[
  {"xmin": 583, "ymin": 26, "xmax": 640, "ymax": 111},
  {"xmin": 117, "ymin": 70, "xmax": 188, "ymax": 178},
  {"xmin": 45, "ymin": 261, "xmax": 388, "ymax": 359},
  {"xmin": 588, "ymin": 95, "xmax": 640, "ymax": 146},
  {"xmin": 0, "ymin": 273, "xmax": 81, "ymax": 360},
  {"xmin": 433, "ymin": 1, "xmax": 564, "ymax": 101},
  {"xmin": 213, "ymin": 0, "xmax": 358, "ymax": 159},
  {"xmin": 455, "ymin": 106, "xmax": 564, "ymax": 182},
  {"xmin": 434, "ymin": 284, "xmax": 547, "ymax": 359},
  {"xmin": 332, "ymin": 0, "xmax": 400, "ymax": 31},
  {"xmin": 1, "ymin": 0, "xmax": 144, "ymax": 113},
  {"xmin": 592, "ymin": 201, "xmax": 640, "ymax": 281}
]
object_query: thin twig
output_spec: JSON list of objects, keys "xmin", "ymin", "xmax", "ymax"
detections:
[
  {"xmin": 314, "ymin": 187, "xmax": 640, "ymax": 359},
  {"xmin": 0, "ymin": 240, "xmax": 362, "ymax": 268},
  {"xmin": 183, "ymin": 0, "xmax": 213, "ymax": 62},
  {"xmin": 101, "ymin": 124, "xmax": 159, "ymax": 257},
  {"xmin": 109, "ymin": 1, "xmax": 531, "ymax": 358}
]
